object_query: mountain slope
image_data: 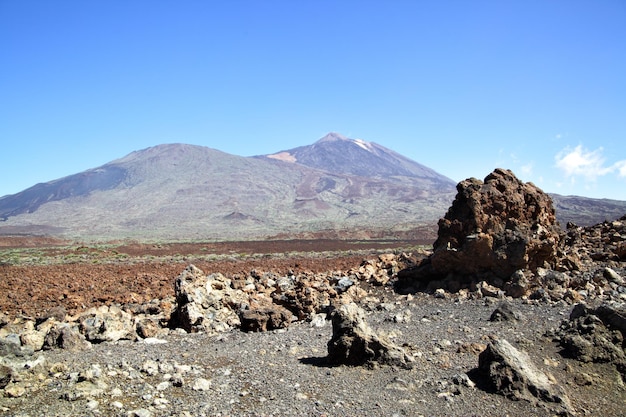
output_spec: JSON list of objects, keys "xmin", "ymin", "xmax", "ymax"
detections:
[
  {"xmin": 1, "ymin": 134, "xmax": 623, "ymax": 241},
  {"xmin": 262, "ymin": 132, "xmax": 455, "ymax": 190},
  {"xmin": 550, "ymin": 194, "xmax": 626, "ymax": 226},
  {"xmin": 0, "ymin": 139, "xmax": 456, "ymax": 240}
]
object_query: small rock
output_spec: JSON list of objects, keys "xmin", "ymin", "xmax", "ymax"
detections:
[
  {"xmin": 240, "ymin": 305, "xmax": 294, "ymax": 332},
  {"xmin": 385, "ymin": 377, "xmax": 414, "ymax": 391},
  {"xmin": 335, "ymin": 277, "xmax": 354, "ymax": 293},
  {"xmin": 489, "ymin": 302, "xmax": 523, "ymax": 322},
  {"xmin": 191, "ymin": 377, "xmax": 211, "ymax": 391},
  {"xmin": 141, "ymin": 360, "xmax": 159, "ymax": 376},
  {"xmin": 127, "ymin": 409, "xmax": 152, "ymax": 417},
  {"xmin": 140, "ymin": 337, "xmax": 168, "ymax": 345},
  {"xmin": 45, "ymin": 306, "xmax": 67, "ymax": 322},
  {"xmin": 434, "ymin": 288, "xmax": 446, "ymax": 299},
  {"xmin": 4, "ymin": 382, "xmax": 26, "ymax": 398},
  {"xmin": 156, "ymin": 381, "xmax": 170, "ymax": 391},
  {"xmin": 295, "ymin": 392, "xmax": 309, "ymax": 400},
  {"xmin": 392, "ymin": 309, "xmax": 412, "ymax": 323},
  {"xmin": 136, "ymin": 318, "xmax": 161, "ymax": 339},
  {"xmin": 0, "ymin": 364, "xmax": 13, "ymax": 389},
  {"xmin": 452, "ymin": 373, "xmax": 476, "ymax": 388},
  {"xmin": 43, "ymin": 323, "xmax": 91, "ymax": 351},
  {"xmin": 574, "ymin": 372, "xmax": 594, "ymax": 386},
  {"xmin": 19, "ymin": 330, "xmax": 45, "ymax": 351},
  {"xmin": 170, "ymin": 373, "xmax": 184, "ymax": 387},
  {"xmin": 478, "ymin": 281, "xmax": 501, "ymax": 298},
  {"xmin": 457, "ymin": 342, "xmax": 487, "ymax": 355},
  {"xmin": 79, "ymin": 305, "xmax": 137, "ymax": 343},
  {"xmin": 309, "ymin": 313, "xmax": 327, "ymax": 327},
  {"xmin": 603, "ymin": 267, "xmax": 624, "ymax": 285}
]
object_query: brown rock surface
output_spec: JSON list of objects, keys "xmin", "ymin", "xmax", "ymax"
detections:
[
  {"xmin": 397, "ymin": 168, "xmax": 564, "ymax": 293},
  {"xmin": 0, "ymin": 238, "xmax": 418, "ymax": 319},
  {"xmin": 432, "ymin": 168, "xmax": 562, "ymax": 278}
]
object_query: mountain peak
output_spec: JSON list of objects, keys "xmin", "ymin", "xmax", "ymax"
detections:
[
  {"xmin": 316, "ymin": 132, "xmax": 349, "ymax": 143},
  {"xmin": 262, "ymin": 134, "xmax": 456, "ymax": 186}
]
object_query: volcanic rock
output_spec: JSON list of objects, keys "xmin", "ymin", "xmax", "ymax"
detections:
[
  {"xmin": 169, "ymin": 265, "xmax": 246, "ymax": 334},
  {"xmin": 476, "ymin": 339, "xmax": 572, "ymax": 413},
  {"xmin": 398, "ymin": 168, "xmax": 563, "ymax": 292},
  {"xmin": 326, "ymin": 303, "xmax": 413, "ymax": 369},
  {"xmin": 489, "ymin": 302, "xmax": 523, "ymax": 322},
  {"xmin": 43, "ymin": 323, "xmax": 91, "ymax": 351},
  {"xmin": 433, "ymin": 168, "xmax": 562, "ymax": 276},
  {"xmin": 0, "ymin": 364, "xmax": 13, "ymax": 389},
  {"xmin": 78, "ymin": 305, "xmax": 136, "ymax": 343},
  {"xmin": 558, "ymin": 303, "xmax": 626, "ymax": 374},
  {"xmin": 240, "ymin": 305, "xmax": 294, "ymax": 332},
  {"xmin": 135, "ymin": 317, "xmax": 161, "ymax": 339}
]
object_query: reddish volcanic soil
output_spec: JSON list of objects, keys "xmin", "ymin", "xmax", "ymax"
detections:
[{"xmin": 0, "ymin": 238, "xmax": 428, "ymax": 319}]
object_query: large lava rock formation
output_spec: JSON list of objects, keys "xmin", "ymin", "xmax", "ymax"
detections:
[{"xmin": 398, "ymin": 168, "xmax": 563, "ymax": 291}]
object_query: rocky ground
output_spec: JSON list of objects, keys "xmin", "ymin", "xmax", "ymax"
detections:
[
  {"xmin": 0, "ymin": 238, "xmax": 427, "ymax": 319},
  {"xmin": 4, "ymin": 294, "xmax": 623, "ymax": 417},
  {"xmin": 1, "ymin": 169, "xmax": 625, "ymax": 416},
  {"xmin": 0, "ymin": 234, "xmax": 624, "ymax": 416}
]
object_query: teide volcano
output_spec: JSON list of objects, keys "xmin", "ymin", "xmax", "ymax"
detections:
[
  {"xmin": 0, "ymin": 135, "xmax": 457, "ymax": 240},
  {"xmin": 262, "ymin": 132, "xmax": 452, "ymax": 188}
]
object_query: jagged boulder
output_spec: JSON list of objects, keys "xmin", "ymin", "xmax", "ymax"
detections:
[
  {"xmin": 476, "ymin": 339, "xmax": 573, "ymax": 414},
  {"xmin": 433, "ymin": 168, "xmax": 562, "ymax": 277},
  {"xmin": 78, "ymin": 305, "xmax": 136, "ymax": 343},
  {"xmin": 43, "ymin": 323, "xmax": 91, "ymax": 351},
  {"xmin": 271, "ymin": 274, "xmax": 335, "ymax": 320},
  {"xmin": 558, "ymin": 303, "xmax": 626, "ymax": 375},
  {"xmin": 326, "ymin": 303, "xmax": 413, "ymax": 369},
  {"xmin": 398, "ymin": 169, "xmax": 563, "ymax": 292},
  {"xmin": 169, "ymin": 265, "xmax": 247, "ymax": 334},
  {"xmin": 240, "ymin": 305, "xmax": 294, "ymax": 332}
]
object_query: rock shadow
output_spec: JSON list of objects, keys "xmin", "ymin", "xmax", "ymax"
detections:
[{"xmin": 298, "ymin": 356, "xmax": 335, "ymax": 368}]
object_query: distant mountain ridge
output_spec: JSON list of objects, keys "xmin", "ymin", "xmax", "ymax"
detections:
[
  {"xmin": 0, "ymin": 135, "xmax": 457, "ymax": 240},
  {"xmin": 0, "ymin": 133, "xmax": 624, "ymax": 241}
]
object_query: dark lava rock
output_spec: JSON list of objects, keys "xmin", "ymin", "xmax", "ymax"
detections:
[
  {"xmin": 490, "ymin": 302, "xmax": 524, "ymax": 322},
  {"xmin": 476, "ymin": 339, "xmax": 573, "ymax": 414},
  {"xmin": 558, "ymin": 303, "xmax": 626, "ymax": 373},
  {"xmin": 398, "ymin": 168, "xmax": 563, "ymax": 292},
  {"xmin": 326, "ymin": 303, "xmax": 413, "ymax": 369}
]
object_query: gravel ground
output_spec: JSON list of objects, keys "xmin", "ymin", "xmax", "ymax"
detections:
[{"xmin": 2, "ymin": 291, "xmax": 624, "ymax": 417}]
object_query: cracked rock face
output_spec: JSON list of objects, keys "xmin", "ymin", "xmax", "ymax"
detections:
[
  {"xmin": 326, "ymin": 303, "xmax": 413, "ymax": 369},
  {"xmin": 431, "ymin": 168, "xmax": 563, "ymax": 279}
]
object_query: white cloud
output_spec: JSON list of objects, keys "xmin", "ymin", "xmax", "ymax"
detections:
[
  {"xmin": 554, "ymin": 145, "xmax": 626, "ymax": 180},
  {"xmin": 520, "ymin": 162, "xmax": 533, "ymax": 176}
]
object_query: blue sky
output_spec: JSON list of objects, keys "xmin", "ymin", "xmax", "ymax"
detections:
[{"xmin": 1, "ymin": 1, "xmax": 625, "ymax": 200}]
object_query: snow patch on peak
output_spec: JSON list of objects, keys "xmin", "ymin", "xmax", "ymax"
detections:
[{"xmin": 352, "ymin": 139, "xmax": 373, "ymax": 152}]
